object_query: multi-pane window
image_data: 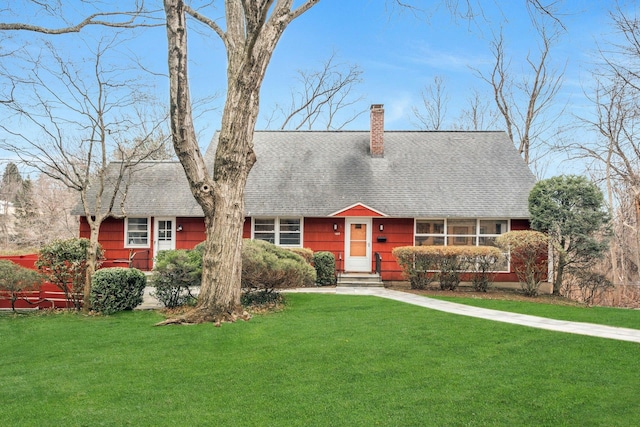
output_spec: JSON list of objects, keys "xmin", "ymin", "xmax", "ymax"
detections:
[
  {"xmin": 448, "ymin": 219, "xmax": 477, "ymax": 246},
  {"xmin": 279, "ymin": 218, "xmax": 302, "ymax": 245},
  {"xmin": 416, "ymin": 219, "xmax": 508, "ymax": 247},
  {"xmin": 253, "ymin": 218, "xmax": 276, "ymax": 243},
  {"xmin": 415, "ymin": 218, "xmax": 510, "ymax": 271},
  {"xmin": 125, "ymin": 217, "xmax": 149, "ymax": 247},
  {"xmin": 253, "ymin": 218, "xmax": 301, "ymax": 246},
  {"xmin": 479, "ymin": 220, "xmax": 508, "ymax": 247},
  {"xmin": 415, "ymin": 219, "xmax": 445, "ymax": 246}
]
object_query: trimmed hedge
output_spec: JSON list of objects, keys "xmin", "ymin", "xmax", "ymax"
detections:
[
  {"xmin": 392, "ymin": 245, "xmax": 504, "ymax": 291},
  {"xmin": 496, "ymin": 231, "xmax": 548, "ymax": 296},
  {"xmin": 90, "ymin": 267, "xmax": 146, "ymax": 314},
  {"xmin": 313, "ymin": 251, "xmax": 336, "ymax": 286}
]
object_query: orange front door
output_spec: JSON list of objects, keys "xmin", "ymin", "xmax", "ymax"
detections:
[{"xmin": 345, "ymin": 218, "xmax": 371, "ymax": 272}]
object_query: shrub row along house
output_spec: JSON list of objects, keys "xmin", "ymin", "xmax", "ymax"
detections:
[{"xmin": 74, "ymin": 104, "xmax": 536, "ymax": 283}]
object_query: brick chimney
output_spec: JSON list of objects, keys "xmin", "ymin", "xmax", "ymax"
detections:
[{"xmin": 370, "ymin": 104, "xmax": 384, "ymax": 157}]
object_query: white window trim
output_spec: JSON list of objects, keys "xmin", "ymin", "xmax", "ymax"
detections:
[
  {"xmin": 414, "ymin": 218, "xmax": 511, "ymax": 244},
  {"xmin": 251, "ymin": 217, "xmax": 303, "ymax": 247},
  {"xmin": 124, "ymin": 217, "xmax": 151, "ymax": 249},
  {"xmin": 414, "ymin": 218, "xmax": 512, "ymax": 272}
]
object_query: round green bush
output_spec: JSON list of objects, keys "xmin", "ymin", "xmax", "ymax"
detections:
[{"xmin": 90, "ymin": 267, "xmax": 146, "ymax": 314}]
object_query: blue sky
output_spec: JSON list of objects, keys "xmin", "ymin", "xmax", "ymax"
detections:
[
  {"xmin": 175, "ymin": 1, "xmax": 616, "ymax": 142},
  {"xmin": 100, "ymin": 0, "xmax": 614, "ymax": 129},
  {"xmin": 180, "ymin": 0, "xmax": 617, "ymax": 176},
  {"xmin": 0, "ymin": 1, "xmax": 631, "ymax": 176}
]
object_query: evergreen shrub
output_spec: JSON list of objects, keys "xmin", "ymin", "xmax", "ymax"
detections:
[
  {"xmin": 287, "ymin": 247, "xmax": 314, "ymax": 264},
  {"xmin": 242, "ymin": 239, "xmax": 316, "ymax": 293},
  {"xmin": 36, "ymin": 238, "xmax": 101, "ymax": 310},
  {"xmin": 0, "ymin": 260, "xmax": 43, "ymax": 311},
  {"xmin": 149, "ymin": 249, "xmax": 201, "ymax": 308},
  {"xmin": 91, "ymin": 267, "xmax": 146, "ymax": 314},
  {"xmin": 313, "ymin": 251, "xmax": 336, "ymax": 286}
]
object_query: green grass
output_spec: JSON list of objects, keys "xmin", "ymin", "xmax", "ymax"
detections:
[
  {"xmin": 1, "ymin": 294, "xmax": 639, "ymax": 426},
  {"xmin": 430, "ymin": 296, "xmax": 640, "ymax": 329}
]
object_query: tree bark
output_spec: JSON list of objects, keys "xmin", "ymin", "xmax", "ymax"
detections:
[
  {"xmin": 553, "ymin": 251, "xmax": 565, "ymax": 295},
  {"xmin": 83, "ymin": 221, "xmax": 102, "ymax": 312},
  {"xmin": 161, "ymin": 0, "xmax": 318, "ymax": 324}
]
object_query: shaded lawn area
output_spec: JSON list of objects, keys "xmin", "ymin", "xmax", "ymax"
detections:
[
  {"xmin": 1, "ymin": 293, "xmax": 639, "ymax": 426},
  {"xmin": 429, "ymin": 295, "xmax": 640, "ymax": 330}
]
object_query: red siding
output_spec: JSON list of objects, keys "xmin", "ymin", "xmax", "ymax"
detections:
[
  {"xmin": 0, "ymin": 282, "xmax": 75, "ymax": 310},
  {"xmin": 243, "ymin": 218, "xmax": 251, "ymax": 238},
  {"xmin": 0, "ymin": 254, "xmax": 38, "ymax": 269},
  {"xmin": 80, "ymin": 217, "xmax": 152, "ymax": 270},
  {"xmin": 372, "ymin": 218, "xmax": 414, "ymax": 281},
  {"xmin": 333, "ymin": 204, "xmax": 384, "ymax": 217},
  {"xmin": 303, "ymin": 218, "xmax": 346, "ymax": 270},
  {"xmin": 511, "ymin": 219, "xmax": 531, "ymax": 231},
  {"xmin": 0, "ymin": 256, "xmax": 90, "ymax": 310},
  {"xmin": 175, "ymin": 217, "xmax": 206, "ymax": 249},
  {"xmin": 77, "ymin": 215, "xmax": 534, "ymax": 282}
]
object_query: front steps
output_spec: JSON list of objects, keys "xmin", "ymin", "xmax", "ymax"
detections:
[{"xmin": 337, "ymin": 272, "xmax": 384, "ymax": 288}]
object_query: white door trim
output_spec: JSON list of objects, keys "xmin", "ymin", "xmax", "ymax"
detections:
[
  {"xmin": 154, "ymin": 217, "xmax": 176, "ymax": 257},
  {"xmin": 344, "ymin": 217, "xmax": 372, "ymax": 272}
]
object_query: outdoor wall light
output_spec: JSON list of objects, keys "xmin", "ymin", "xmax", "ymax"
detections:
[
  {"xmin": 177, "ymin": 225, "xmax": 183, "ymax": 232},
  {"xmin": 379, "ymin": 224, "xmax": 384, "ymax": 232},
  {"xmin": 333, "ymin": 223, "xmax": 338, "ymax": 231}
]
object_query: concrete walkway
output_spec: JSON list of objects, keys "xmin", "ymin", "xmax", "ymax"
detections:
[
  {"xmin": 139, "ymin": 286, "xmax": 640, "ymax": 343},
  {"xmin": 285, "ymin": 286, "xmax": 640, "ymax": 344}
]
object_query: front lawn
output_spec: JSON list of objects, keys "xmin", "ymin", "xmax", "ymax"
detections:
[{"xmin": 1, "ymin": 294, "xmax": 638, "ymax": 426}]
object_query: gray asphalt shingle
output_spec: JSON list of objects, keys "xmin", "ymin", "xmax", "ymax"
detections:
[{"xmin": 75, "ymin": 130, "xmax": 536, "ymax": 219}]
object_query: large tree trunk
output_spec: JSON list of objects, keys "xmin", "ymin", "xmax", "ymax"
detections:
[
  {"xmin": 161, "ymin": 0, "xmax": 318, "ymax": 324},
  {"xmin": 193, "ymin": 75, "xmax": 258, "ymax": 320}
]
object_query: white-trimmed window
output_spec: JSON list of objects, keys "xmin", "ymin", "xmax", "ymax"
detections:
[
  {"xmin": 252, "ymin": 217, "xmax": 302, "ymax": 246},
  {"xmin": 125, "ymin": 217, "xmax": 150, "ymax": 248},
  {"xmin": 415, "ymin": 219, "xmax": 509, "ymax": 247},
  {"xmin": 415, "ymin": 218, "xmax": 510, "ymax": 271}
]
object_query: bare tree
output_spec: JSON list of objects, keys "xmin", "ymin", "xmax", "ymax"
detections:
[
  {"xmin": 265, "ymin": 52, "xmax": 365, "ymax": 130},
  {"xmin": 453, "ymin": 89, "xmax": 500, "ymax": 131},
  {"xmin": 412, "ymin": 75, "xmax": 449, "ymax": 130},
  {"xmin": 572, "ymin": 75, "xmax": 640, "ymax": 284},
  {"xmin": 565, "ymin": 5, "xmax": 640, "ymax": 286},
  {"xmin": 603, "ymin": 4, "xmax": 640, "ymax": 93},
  {"xmin": 0, "ymin": 37, "xmax": 168, "ymax": 311},
  {"xmin": 0, "ymin": 1, "xmax": 149, "ymax": 33},
  {"xmin": 28, "ymin": 173, "xmax": 79, "ymax": 246},
  {"xmin": 477, "ymin": 22, "xmax": 564, "ymax": 168}
]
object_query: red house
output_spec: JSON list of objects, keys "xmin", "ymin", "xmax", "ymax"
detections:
[{"xmin": 76, "ymin": 104, "xmax": 536, "ymax": 283}]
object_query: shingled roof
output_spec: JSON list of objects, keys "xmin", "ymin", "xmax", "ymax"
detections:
[
  {"xmin": 231, "ymin": 130, "xmax": 534, "ymax": 218},
  {"xmin": 75, "ymin": 129, "xmax": 535, "ymax": 219}
]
